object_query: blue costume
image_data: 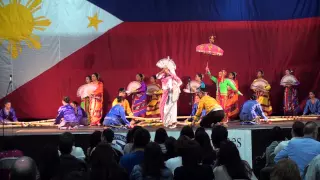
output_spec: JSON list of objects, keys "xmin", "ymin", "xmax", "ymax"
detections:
[
  {"xmin": 0, "ymin": 108, "xmax": 17, "ymax": 123},
  {"xmin": 303, "ymin": 98, "xmax": 320, "ymax": 115},
  {"xmin": 189, "ymin": 103, "xmax": 206, "ymax": 121},
  {"xmin": 103, "ymin": 104, "xmax": 130, "ymax": 126},
  {"xmin": 239, "ymin": 100, "xmax": 267, "ymax": 121},
  {"xmin": 55, "ymin": 104, "xmax": 77, "ymax": 125},
  {"xmin": 75, "ymin": 105, "xmax": 88, "ymax": 126}
]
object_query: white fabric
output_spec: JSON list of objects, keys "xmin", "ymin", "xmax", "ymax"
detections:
[
  {"xmin": 165, "ymin": 156, "xmax": 182, "ymax": 175},
  {"xmin": 274, "ymin": 137, "xmax": 299, "ymax": 155}
]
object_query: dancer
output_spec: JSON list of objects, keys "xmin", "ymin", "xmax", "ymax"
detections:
[
  {"xmin": 157, "ymin": 64, "xmax": 182, "ymax": 128},
  {"xmin": 281, "ymin": 69, "xmax": 300, "ymax": 115},
  {"xmin": 90, "ymin": 73, "xmax": 104, "ymax": 126},
  {"xmin": 239, "ymin": 94, "xmax": 268, "ymax": 124},
  {"xmin": 103, "ymin": 96, "xmax": 131, "ymax": 128},
  {"xmin": 303, "ymin": 92, "xmax": 320, "ymax": 115},
  {"xmin": 194, "ymin": 73, "xmax": 206, "ymax": 92},
  {"xmin": 205, "ymin": 65, "xmax": 242, "ymax": 123},
  {"xmin": 251, "ymin": 70, "xmax": 272, "ymax": 116},
  {"xmin": 55, "ymin": 97, "xmax": 78, "ymax": 129},
  {"xmin": 131, "ymin": 74, "xmax": 147, "ymax": 117},
  {"xmin": 81, "ymin": 75, "xmax": 91, "ymax": 123},
  {"xmin": 226, "ymin": 72, "xmax": 240, "ymax": 119},
  {"xmin": 146, "ymin": 75, "xmax": 162, "ymax": 117},
  {"xmin": 0, "ymin": 100, "xmax": 18, "ymax": 123},
  {"xmin": 194, "ymin": 87, "xmax": 225, "ymax": 128},
  {"xmin": 187, "ymin": 94, "xmax": 206, "ymax": 122},
  {"xmin": 70, "ymin": 101, "xmax": 88, "ymax": 126},
  {"xmin": 112, "ymin": 88, "xmax": 134, "ymax": 116}
]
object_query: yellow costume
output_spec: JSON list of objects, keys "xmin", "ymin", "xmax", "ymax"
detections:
[
  {"xmin": 112, "ymin": 98, "xmax": 133, "ymax": 116},
  {"xmin": 252, "ymin": 78, "xmax": 272, "ymax": 115}
]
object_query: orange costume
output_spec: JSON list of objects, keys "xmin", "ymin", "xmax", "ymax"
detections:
[
  {"xmin": 226, "ymin": 79, "xmax": 240, "ymax": 119},
  {"xmin": 90, "ymin": 81, "xmax": 103, "ymax": 125}
]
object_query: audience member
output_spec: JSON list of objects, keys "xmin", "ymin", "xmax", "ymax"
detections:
[
  {"xmin": 164, "ymin": 137, "xmax": 177, "ymax": 161},
  {"xmin": 305, "ymin": 154, "xmax": 320, "ymax": 180},
  {"xmin": 63, "ymin": 171, "xmax": 89, "ymax": 180},
  {"xmin": 275, "ymin": 121, "xmax": 320, "ymax": 176},
  {"xmin": 0, "ymin": 137, "xmax": 23, "ymax": 160},
  {"xmin": 195, "ymin": 127, "xmax": 205, "ymax": 134},
  {"xmin": 213, "ymin": 140, "xmax": 256, "ymax": 180},
  {"xmin": 195, "ymin": 130, "xmax": 216, "ymax": 165},
  {"xmin": 174, "ymin": 140, "xmax": 214, "ymax": 180},
  {"xmin": 10, "ymin": 156, "xmax": 37, "ymax": 180},
  {"xmin": 39, "ymin": 144, "xmax": 60, "ymax": 180},
  {"xmin": 274, "ymin": 121, "xmax": 304, "ymax": 155},
  {"xmin": 58, "ymin": 132, "xmax": 87, "ymax": 179},
  {"xmin": 131, "ymin": 142, "xmax": 173, "ymax": 180},
  {"xmin": 180, "ymin": 126, "xmax": 195, "ymax": 139},
  {"xmin": 120, "ymin": 128, "xmax": 150, "ymax": 174},
  {"xmin": 58, "ymin": 133, "xmax": 85, "ymax": 161},
  {"xmin": 86, "ymin": 131, "xmax": 101, "ymax": 159},
  {"xmin": 90, "ymin": 142, "xmax": 128, "ymax": 180},
  {"xmin": 101, "ymin": 128, "xmax": 123, "ymax": 162},
  {"xmin": 211, "ymin": 125, "xmax": 228, "ymax": 149},
  {"xmin": 154, "ymin": 128, "xmax": 168, "ymax": 154},
  {"xmin": 124, "ymin": 126, "xmax": 142, "ymax": 155},
  {"xmin": 265, "ymin": 126, "xmax": 285, "ymax": 167},
  {"xmin": 270, "ymin": 159, "xmax": 301, "ymax": 180}
]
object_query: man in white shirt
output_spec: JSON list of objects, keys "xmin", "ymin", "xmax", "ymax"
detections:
[{"xmin": 274, "ymin": 121, "xmax": 304, "ymax": 155}]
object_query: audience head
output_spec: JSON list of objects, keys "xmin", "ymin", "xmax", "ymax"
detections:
[
  {"xmin": 270, "ymin": 159, "xmax": 301, "ymax": 180},
  {"xmin": 39, "ymin": 144, "xmax": 60, "ymax": 180},
  {"xmin": 195, "ymin": 130, "xmax": 213, "ymax": 151},
  {"xmin": 211, "ymin": 125, "xmax": 228, "ymax": 148},
  {"xmin": 10, "ymin": 156, "xmax": 37, "ymax": 180},
  {"xmin": 181, "ymin": 140, "xmax": 201, "ymax": 167},
  {"xmin": 303, "ymin": 121, "xmax": 318, "ymax": 139},
  {"xmin": 142, "ymin": 142, "xmax": 165, "ymax": 177},
  {"xmin": 102, "ymin": 128, "xmax": 114, "ymax": 143},
  {"xmin": 270, "ymin": 126, "xmax": 285, "ymax": 142},
  {"xmin": 250, "ymin": 94, "xmax": 258, "ymax": 101},
  {"xmin": 175, "ymin": 135, "xmax": 190, "ymax": 156},
  {"xmin": 91, "ymin": 142, "xmax": 116, "ymax": 167},
  {"xmin": 180, "ymin": 126, "xmax": 194, "ymax": 139},
  {"xmin": 59, "ymin": 132, "xmax": 74, "ymax": 155},
  {"xmin": 154, "ymin": 128, "xmax": 168, "ymax": 144},
  {"xmin": 62, "ymin": 96, "xmax": 70, "ymax": 105},
  {"xmin": 291, "ymin": 121, "xmax": 304, "ymax": 137},
  {"xmin": 126, "ymin": 126, "xmax": 142, "ymax": 144},
  {"xmin": 89, "ymin": 131, "xmax": 102, "ymax": 149},
  {"xmin": 195, "ymin": 127, "xmax": 205, "ymax": 135},
  {"xmin": 309, "ymin": 91, "xmax": 315, "ymax": 99},
  {"xmin": 133, "ymin": 128, "xmax": 151, "ymax": 149},
  {"xmin": 164, "ymin": 137, "xmax": 177, "ymax": 159}
]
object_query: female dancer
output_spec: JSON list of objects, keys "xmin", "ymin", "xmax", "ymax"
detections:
[
  {"xmin": 194, "ymin": 73, "xmax": 205, "ymax": 91},
  {"xmin": 132, "ymin": 74, "xmax": 147, "ymax": 117},
  {"xmin": 157, "ymin": 67, "xmax": 182, "ymax": 128},
  {"xmin": 146, "ymin": 75, "xmax": 162, "ymax": 117},
  {"xmin": 81, "ymin": 75, "xmax": 91, "ymax": 123},
  {"xmin": 251, "ymin": 70, "xmax": 272, "ymax": 116},
  {"xmin": 226, "ymin": 72, "xmax": 240, "ymax": 119},
  {"xmin": 282, "ymin": 69, "xmax": 299, "ymax": 115},
  {"xmin": 90, "ymin": 73, "xmax": 103, "ymax": 126}
]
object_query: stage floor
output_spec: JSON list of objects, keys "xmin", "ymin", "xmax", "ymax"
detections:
[{"xmin": 1, "ymin": 120, "xmax": 304, "ymax": 136}]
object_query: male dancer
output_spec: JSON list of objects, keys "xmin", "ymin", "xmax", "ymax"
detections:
[
  {"xmin": 0, "ymin": 100, "xmax": 18, "ymax": 123},
  {"xmin": 112, "ymin": 88, "xmax": 134, "ymax": 116},
  {"xmin": 55, "ymin": 97, "xmax": 78, "ymax": 129},
  {"xmin": 239, "ymin": 94, "xmax": 268, "ymax": 124},
  {"xmin": 103, "ymin": 96, "xmax": 131, "ymax": 128},
  {"xmin": 70, "ymin": 101, "xmax": 88, "ymax": 126}
]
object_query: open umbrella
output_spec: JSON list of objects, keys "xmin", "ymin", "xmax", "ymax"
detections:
[{"xmin": 196, "ymin": 36, "xmax": 224, "ymax": 56}]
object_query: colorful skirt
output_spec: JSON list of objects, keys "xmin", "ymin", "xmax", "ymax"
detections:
[
  {"xmin": 226, "ymin": 92, "xmax": 239, "ymax": 119},
  {"xmin": 146, "ymin": 95, "xmax": 161, "ymax": 117},
  {"xmin": 81, "ymin": 97, "xmax": 91, "ymax": 123},
  {"xmin": 284, "ymin": 87, "xmax": 299, "ymax": 115},
  {"xmin": 89, "ymin": 94, "xmax": 103, "ymax": 125},
  {"xmin": 256, "ymin": 91, "xmax": 272, "ymax": 115},
  {"xmin": 132, "ymin": 93, "xmax": 147, "ymax": 117}
]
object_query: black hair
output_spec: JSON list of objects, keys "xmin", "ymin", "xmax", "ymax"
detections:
[
  {"xmin": 116, "ymin": 96, "xmax": 124, "ymax": 103},
  {"xmin": 230, "ymin": 72, "xmax": 237, "ymax": 79},
  {"xmin": 196, "ymin": 73, "xmax": 203, "ymax": 80},
  {"xmin": 71, "ymin": 101, "xmax": 78, "ymax": 105},
  {"xmin": 102, "ymin": 129, "xmax": 114, "ymax": 143},
  {"xmin": 180, "ymin": 126, "xmax": 194, "ymax": 139},
  {"xmin": 181, "ymin": 140, "xmax": 201, "ymax": 167},
  {"xmin": 151, "ymin": 75, "xmax": 157, "ymax": 80},
  {"xmin": 86, "ymin": 75, "xmax": 92, "ymax": 81},
  {"xmin": 59, "ymin": 132, "xmax": 74, "ymax": 155},
  {"xmin": 4, "ymin": 99, "xmax": 11, "ymax": 105},
  {"xmin": 89, "ymin": 131, "xmax": 102, "ymax": 154},
  {"xmin": 39, "ymin": 144, "xmax": 60, "ymax": 180},
  {"xmin": 195, "ymin": 127, "xmax": 205, "ymax": 135},
  {"xmin": 164, "ymin": 137, "xmax": 177, "ymax": 160},
  {"xmin": 286, "ymin": 69, "xmax": 294, "ymax": 74},
  {"xmin": 137, "ymin": 73, "xmax": 144, "ymax": 80},
  {"xmin": 304, "ymin": 121, "xmax": 318, "ymax": 136},
  {"xmin": 92, "ymin": 73, "xmax": 100, "ymax": 80},
  {"xmin": 258, "ymin": 70, "xmax": 264, "ymax": 76},
  {"xmin": 199, "ymin": 87, "xmax": 208, "ymax": 93},
  {"xmin": 154, "ymin": 128, "xmax": 168, "ymax": 144},
  {"xmin": 133, "ymin": 128, "xmax": 151, "ymax": 149},
  {"xmin": 211, "ymin": 125, "xmax": 228, "ymax": 148},
  {"xmin": 63, "ymin": 96, "xmax": 70, "ymax": 103},
  {"xmin": 195, "ymin": 130, "xmax": 216, "ymax": 165},
  {"xmin": 292, "ymin": 121, "xmax": 304, "ymax": 137},
  {"xmin": 126, "ymin": 126, "xmax": 142, "ymax": 144},
  {"xmin": 118, "ymin": 88, "xmax": 126, "ymax": 92},
  {"xmin": 141, "ymin": 142, "xmax": 165, "ymax": 178},
  {"xmin": 250, "ymin": 94, "xmax": 258, "ymax": 100},
  {"xmin": 309, "ymin": 91, "xmax": 315, "ymax": 96},
  {"xmin": 270, "ymin": 126, "xmax": 285, "ymax": 142},
  {"xmin": 175, "ymin": 135, "xmax": 190, "ymax": 156}
]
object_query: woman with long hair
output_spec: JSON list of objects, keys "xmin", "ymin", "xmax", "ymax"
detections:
[
  {"xmin": 214, "ymin": 140, "xmax": 255, "ymax": 180},
  {"xmin": 146, "ymin": 75, "xmax": 162, "ymax": 117},
  {"xmin": 81, "ymin": 75, "xmax": 92, "ymax": 123},
  {"xmin": 195, "ymin": 130, "xmax": 216, "ymax": 165},
  {"xmin": 154, "ymin": 128, "xmax": 169, "ymax": 154},
  {"xmin": 86, "ymin": 130, "xmax": 101, "ymax": 160},
  {"xmin": 132, "ymin": 73, "xmax": 147, "ymax": 117},
  {"xmin": 131, "ymin": 142, "xmax": 173, "ymax": 180},
  {"xmin": 282, "ymin": 69, "xmax": 300, "ymax": 115},
  {"xmin": 90, "ymin": 142, "xmax": 128, "ymax": 180},
  {"xmin": 90, "ymin": 73, "xmax": 104, "ymax": 126},
  {"xmin": 226, "ymin": 72, "xmax": 240, "ymax": 119}
]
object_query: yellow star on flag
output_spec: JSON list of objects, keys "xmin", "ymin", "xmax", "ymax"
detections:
[{"xmin": 87, "ymin": 12, "xmax": 103, "ymax": 31}]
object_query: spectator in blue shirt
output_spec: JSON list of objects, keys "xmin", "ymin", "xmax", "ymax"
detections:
[
  {"xmin": 239, "ymin": 94, "xmax": 268, "ymax": 123},
  {"xmin": 275, "ymin": 121, "xmax": 320, "ymax": 176},
  {"xmin": 303, "ymin": 92, "xmax": 320, "ymax": 115}
]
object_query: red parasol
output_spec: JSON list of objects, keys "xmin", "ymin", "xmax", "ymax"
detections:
[{"xmin": 196, "ymin": 36, "xmax": 224, "ymax": 56}]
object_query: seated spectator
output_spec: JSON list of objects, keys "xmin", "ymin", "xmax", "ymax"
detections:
[
  {"xmin": 270, "ymin": 159, "xmax": 301, "ymax": 180},
  {"xmin": 10, "ymin": 156, "xmax": 38, "ymax": 180},
  {"xmin": 180, "ymin": 126, "xmax": 194, "ymax": 139},
  {"xmin": 64, "ymin": 171, "xmax": 90, "ymax": 180},
  {"xmin": 303, "ymin": 92, "xmax": 320, "ymax": 115},
  {"xmin": 101, "ymin": 128, "xmax": 123, "ymax": 162},
  {"xmin": 164, "ymin": 137, "xmax": 177, "ymax": 161},
  {"xmin": 131, "ymin": 142, "xmax": 173, "ymax": 180},
  {"xmin": 265, "ymin": 126, "xmax": 285, "ymax": 167},
  {"xmin": 90, "ymin": 142, "xmax": 128, "ymax": 180},
  {"xmin": 174, "ymin": 140, "xmax": 214, "ymax": 180},
  {"xmin": 120, "ymin": 128, "xmax": 150, "ymax": 175},
  {"xmin": 154, "ymin": 128, "xmax": 168, "ymax": 154},
  {"xmin": 39, "ymin": 144, "xmax": 60, "ymax": 180},
  {"xmin": 165, "ymin": 136, "xmax": 190, "ymax": 174},
  {"xmin": 86, "ymin": 131, "xmax": 101, "ymax": 160},
  {"xmin": 305, "ymin": 154, "xmax": 320, "ymax": 180},
  {"xmin": 274, "ymin": 121, "xmax": 304, "ymax": 155},
  {"xmin": 124, "ymin": 126, "xmax": 142, "ymax": 155},
  {"xmin": 211, "ymin": 125, "xmax": 228, "ymax": 150},
  {"xmin": 0, "ymin": 137, "xmax": 23, "ymax": 160},
  {"xmin": 58, "ymin": 132, "xmax": 85, "ymax": 161},
  {"xmin": 195, "ymin": 130, "xmax": 216, "ymax": 165},
  {"xmin": 275, "ymin": 121, "xmax": 320, "ymax": 176},
  {"xmin": 195, "ymin": 127, "xmax": 205, "ymax": 134},
  {"xmin": 214, "ymin": 140, "xmax": 256, "ymax": 180},
  {"xmin": 58, "ymin": 132, "xmax": 87, "ymax": 179}
]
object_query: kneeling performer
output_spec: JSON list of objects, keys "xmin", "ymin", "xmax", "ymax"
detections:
[
  {"xmin": 194, "ymin": 87, "xmax": 225, "ymax": 127},
  {"xmin": 55, "ymin": 97, "xmax": 78, "ymax": 129},
  {"xmin": 103, "ymin": 96, "xmax": 131, "ymax": 128},
  {"xmin": 239, "ymin": 94, "xmax": 268, "ymax": 124},
  {"xmin": 70, "ymin": 101, "xmax": 88, "ymax": 126},
  {"xmin": 0, "ymin": 100, "xmax": 18, "ymax": 124}
]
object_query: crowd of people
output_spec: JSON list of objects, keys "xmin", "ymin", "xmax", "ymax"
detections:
[{"xmin": 1, "ymin": 121, "xmax": 320, "ymax": 180}]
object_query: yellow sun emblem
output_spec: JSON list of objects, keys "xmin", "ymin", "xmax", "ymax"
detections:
[{"xmin": 0, "ymin": 0, "xmax": 51, "ymax": 59}]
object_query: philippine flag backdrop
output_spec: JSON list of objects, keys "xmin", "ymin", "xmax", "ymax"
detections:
[{"xmin": 0, "ymin": 0, "xmax": 320, "ymax": 119}]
